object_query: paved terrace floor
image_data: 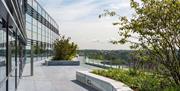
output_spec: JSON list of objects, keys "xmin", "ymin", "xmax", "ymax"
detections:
[{"xmin": 17, "ymin": 58, "xmax": 100, "ymax": 91}]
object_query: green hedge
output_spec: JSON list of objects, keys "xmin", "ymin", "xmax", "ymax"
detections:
[{"xmin": 92, "ymin": 69, "xmax": 179, "ymax": 91}]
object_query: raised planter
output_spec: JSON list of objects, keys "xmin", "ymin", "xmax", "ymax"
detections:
[
  {"xmin": 45, "ymin": 60, "xmax": 80, "ymax": 66},
  {"xmin": 76, "ymin": 71, "xmax": 133, "ymax": 91}
]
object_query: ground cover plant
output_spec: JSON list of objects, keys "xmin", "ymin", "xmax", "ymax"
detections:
[{"xmin": 92, "ymin": 69, "xmax": 180, "ymax": 91}]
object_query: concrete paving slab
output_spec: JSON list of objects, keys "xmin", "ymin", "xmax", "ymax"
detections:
[{"xmin": 17, "ymin": 58, "xmax": 99, "ymax": 91}]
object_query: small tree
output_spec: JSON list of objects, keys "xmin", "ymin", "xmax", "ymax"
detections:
[
  {"xmin": 100, "ymin": 0, "xmax": 180, "ymax": 85},
  {"xmin": 53, "ymin": 36, "xmax": 78, "ymax": 60}
]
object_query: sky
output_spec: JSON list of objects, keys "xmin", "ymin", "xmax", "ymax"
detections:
[{"xmin": 37, "ymin": 0, "xmax": 135, "ymax": 50}]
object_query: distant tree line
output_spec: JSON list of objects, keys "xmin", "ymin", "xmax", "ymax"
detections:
[{"xmin": 78, "ymin": 50, "xmax": 133, "ymax": 65}]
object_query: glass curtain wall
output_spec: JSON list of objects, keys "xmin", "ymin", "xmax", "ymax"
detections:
[
  {"xmin": 0, "ymin": 0, "xmax": 59, "ymax": 91},
  {"xmin": 0, "ymin": 0, "xmax": 26, "ymax": 91},
  {"xmin": 0, "ymin": 25, "xmax": 7, "ymax": 91},
  {"xmin": 26, "ymin": 0, "xmax": 59, "ymax": 62}
]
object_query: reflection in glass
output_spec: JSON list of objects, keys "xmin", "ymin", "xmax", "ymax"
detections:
[
  {"xmin": 27, "ymin": 0, "xmax": 33, "ymax": 6},
  {"xmin": 0, "ymin": 29, "xmax": 6, "ymax": 83},
  {"xmin": 33, "ymin": 0, "xmax": 37, "ymax": 10},
  {"xmin": 26, "ymin": 14, "xmax": 32, "ymax": 23},
  {"xmin": 0, "ymin": 81, "xmax": 6, "ymax": 91},
  {"xmin": 9, "ymin": 70, "xmax": 15, "ymax": 91}
]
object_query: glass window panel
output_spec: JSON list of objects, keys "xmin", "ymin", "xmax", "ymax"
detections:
[
  {"xmin": 0, "ymin": 29, "xmax": 6, "ymax": 83},
  {"xmin": 38, "ymin": 28, "xmax": 41, "ymax": 34},
  {"xmin": 33, "ymin": 32, "xmax": 37, "ymax": 40},
  {"xmin": 26, "ymin": 14, "xmax": 31, "ymax": 23},
  {"xmin": 10, "ymin": 35, "xmax": 16, "ymax": 69},
  {"xmin": 33, "ymin": 18, "xmax": 37, "ymax": 26},
  {"xmin": 33, "ymin": 25, "xmax": 37, "ymax": 33},
  {"xmin": 37, "ymin": 5, "xmax": 41, "ymax": 14},
  {"xmin": 38, "ymin": 22, "xmax": 41, "ymax": 29},
  {"xmin": 38, "ymin": 28, "xmax": 41, "ymax": 41},
  {"xmin": 44, "ymin": 36, "xmax": 46, "ymax": 42},
  {"xmin": 47, "ymin": 15, "xmax": 49, "ymax": 23},
  {"xmin": 43, "ymin": 26, "xmax": 46, "ymax": 36},
  {"xmin": 26, "ymin": 22, "xmax": 31, "ymax": 30},
  {"xmin": 27, "ymin": 30, "xmax": 31, "ymax": 39},
  {"xmin": 42, "ymin": 9, "xmax": 45, "ymax": 18},
  {"xmin": 33, "ymin": 0, "xmax": 37, "ymax": 10},
  {"xmin": 27, "ymin": 0, "xmax": 33, "ymax": 6}
]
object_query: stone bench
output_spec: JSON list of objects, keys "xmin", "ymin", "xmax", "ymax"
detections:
[{"xmin": 76, "ymin": 71, "xmax": 133, "ymax": 91}]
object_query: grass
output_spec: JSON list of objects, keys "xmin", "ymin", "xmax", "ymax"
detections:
[{"xmin": 92, "ymin": 69, "xmax": 179, "ymax": 91}]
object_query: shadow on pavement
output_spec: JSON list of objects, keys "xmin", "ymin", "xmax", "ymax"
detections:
[{"xmin": 71, "ymin": 80, "xmax": 99, "ymax": 91}]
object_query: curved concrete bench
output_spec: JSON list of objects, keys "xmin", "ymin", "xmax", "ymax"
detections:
[{"xmin": 76, "ymin": 71, "xmax": 133, "ymax": 91}]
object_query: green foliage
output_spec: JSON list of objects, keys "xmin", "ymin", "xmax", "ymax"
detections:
[
  {"xmin": 53, "ymin": 36, "xmax": 78, "ymax": 60},
  {"xmin": 92, "ymin": 69, "xmax": 176, "ymax": 91},
  {"xmin": 164, "ymin": 85, "xmax": 180, "ymax": 91},
  {"xmin": 33, "ymin": 45, "xmax": 45, "ymax": 55},
  {"xmin": 101, "ymin": 0, "xmax": 180, "ymax": 85},
  {"xmin": 128, "ymin": 68, "xmax": 139, "ymax": 76}
]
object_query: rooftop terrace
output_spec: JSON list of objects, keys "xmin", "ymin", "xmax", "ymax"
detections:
[{"xmin": 17, "ymin": 57, "xmax": 99, "ymax": 91}]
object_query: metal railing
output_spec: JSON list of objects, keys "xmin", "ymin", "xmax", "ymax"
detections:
[{"xmin": 83, "ymin": 57, "xmax": 128, "ymax": 70}]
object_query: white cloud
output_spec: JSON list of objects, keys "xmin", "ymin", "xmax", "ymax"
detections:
[{"xmin": 37, "ymin": 0, "xmax": 134, "ymax": 50}]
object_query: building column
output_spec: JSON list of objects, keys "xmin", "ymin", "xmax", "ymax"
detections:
[
  {"xmin": 30, "ymin": 40, "xmax": 33, "ymax": 76},
  {"xmin": 15, "ymin": 28, "xmax": 18, "ymax": 89},
  {"xmin": 5, "ymin": 18, "xmax": 9, "ymax": 91}
]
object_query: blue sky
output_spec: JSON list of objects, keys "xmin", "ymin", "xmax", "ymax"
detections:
[{"xmin": 37, "ymin": 0, "xmax": 136, "ymax": 50}]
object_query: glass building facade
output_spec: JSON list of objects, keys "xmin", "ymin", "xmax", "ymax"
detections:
[
  {"xmin": 0, "ymin": 0, "xmax": 59, "ymax": 91},
  {"xmin": 25, "ymin": 0, "xmax": 59, "ymax": 63}
]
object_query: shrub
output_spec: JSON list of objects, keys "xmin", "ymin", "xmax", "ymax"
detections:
[
  {"xmin": 164, "ymin": 85, "xmax": 180, "ymax": 91},
  {"xmin": 92, "ymin": 69, "xmax": 175, "ymax": 91},
  {"xmin": 33, "ymin": 45, "xmax": 45, "ymax": 55},
  {"xmin": 53, "ymin": 36, "xmax": 78, "ymax": 60}
]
